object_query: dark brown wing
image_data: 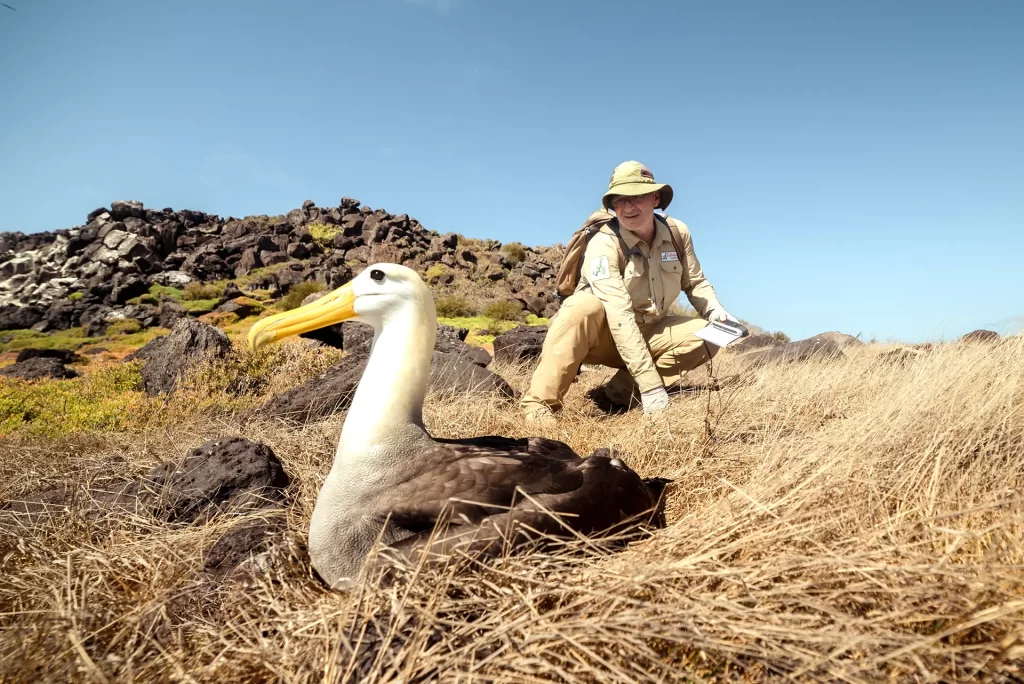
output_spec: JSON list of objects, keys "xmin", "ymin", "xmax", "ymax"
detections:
[
  {"xmin": 377, "ymin": 437, "xmax": 664, "ymax": 568},
  {"xmin": 383, "ymin": 435, "xmax": 585, "ymax": 532}
]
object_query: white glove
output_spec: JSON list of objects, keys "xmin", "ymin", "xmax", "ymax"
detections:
[
  {"xmin": 640, "ymin": 386, "xmax": 670, "ymax": 414},
  {"xmin": 708, "ymin": 309, "xmax": 739, "ymax": 324}
]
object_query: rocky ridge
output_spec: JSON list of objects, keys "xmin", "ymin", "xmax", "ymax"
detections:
[{"xmin": 0, "ymin": 198, "xmax": 564, "ymax": 333}]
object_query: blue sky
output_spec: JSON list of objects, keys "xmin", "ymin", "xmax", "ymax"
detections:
[{"xmin": 1, "ymin": 0, "xmax": 1021, "ymax": 343}]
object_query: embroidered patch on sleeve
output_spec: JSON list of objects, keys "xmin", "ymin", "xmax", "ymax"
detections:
[
  {"xmin": 661, "ymin": 251, "xmax": 679, "ymax": 262},
  {"xmin": 590, "ymin": 255, "xmax": 610, "ymax": 281}
]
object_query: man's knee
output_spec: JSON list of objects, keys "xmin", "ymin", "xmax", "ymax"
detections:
[
  {"xmin": 648, "ymin": 318, "xmax": 720, "ymax": 372},
  {"xmin": 554, "ymin": 292, "xmax": 605, "ymax": 326}
]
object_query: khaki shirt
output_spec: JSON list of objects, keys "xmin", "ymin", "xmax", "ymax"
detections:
[{"xmin": 576, "ymin": 214, "xmax": 722, "ymax": 392}]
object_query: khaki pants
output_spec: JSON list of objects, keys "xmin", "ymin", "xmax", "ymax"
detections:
[{"xmin": 521, "ymin": 292, "xmax": 718, "ymax": 415}]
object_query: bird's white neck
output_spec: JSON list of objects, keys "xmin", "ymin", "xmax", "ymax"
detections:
[
  {"xmin": 301, "ymin": 273, "xmax": 441, "ymax": 587},
  {"xmin": 337, "ymin": 300, "xmax": 436, "ymax": 461}
]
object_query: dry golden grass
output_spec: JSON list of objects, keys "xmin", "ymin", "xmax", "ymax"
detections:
[{"xmin": 1, "ymin": 338, "xmax": 1022, "ymax": 682}]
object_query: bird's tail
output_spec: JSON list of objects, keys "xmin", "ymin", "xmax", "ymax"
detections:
[
  {"xmin": 642, "ymin": 476, "xmax": 673, "ymax": 499},
  {"xmin": 641, "ymin": 476, "xmax": 673, "ymax": 529}
]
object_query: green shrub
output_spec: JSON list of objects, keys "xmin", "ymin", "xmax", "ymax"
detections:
[
  {"xmin": 199, "ymin": 311, "xmax": 240, "ymax": 329},
  {"xmin": 773, "ymin": 331, "xmax": 791, "ymax": 344},
  {"xmin": 235, "ymin": 262, "xmax": 289, "ymax": 288},
  {"xmin": 525, "ymin": 313, "xmax": 548, "ymax": 326},
  {"xmin": 308, "ymin": 223, "xmax": 340, "ymax": 248},
  {"xmin": 437, "ymin": 316, "xmax": 521, "ymax": 342},
  {"xmin": 424, "ymin": 263, "xmax": 453, "ymax": 285},
  {"xmin": 179, "ymin": 344, "xmax": 273, "ymax": 400},
  {"xmin": 234, "ymin": 296, "xmax": 266, "ymax": 316},
  {"xmin": 128, "ymin": 293, "xmax": 160, "ymax": 306},
  {"xmin": 180, "ymin": 298, "xmax": 217, "ymax": 314},
  {"xmin": 483, "ymin": 300, "xmax": 525, "ymax": 322},
  {"xmin": 106, "ymin": 319, "xmax": 143, "ymax": 336},
  {"xmin": 500, "ymin": 242, "xmax": 527, "ymax": 263},
  {"xmin": 0, "ymin": 363, "xmax": 156, "ymax": 438},
  {"xmin": 0, "ymin": 328, "xmax": 96, "ymax": 354},
  {"xmin": 0, "ymin": 329, "xmax": 45, "ymax": 345},
  {"xmin": 68, "ymin": 291, "xmax": 84, "ymax": 302},
  {"xmin": 108, "ymin": 329, "xmax": 164, "ymax": 351},
  {"xmin": 279, "ymin": 281, "xmax": 326, "ymax": 311},
  {"xmin": 435, "ymin": 295, "xmax": 476, "ymax": 318},
  {"xmin": 183, "ymin": 281, "xmax": 223, "ymax": 301},
  {"xmin": 254, "ymin": 214, "xmax": 280, "ymax": 229},
  {"xmin": 244, "ymin": 288, "xmax": 276, "ymax": 302},
  {"xmin": 476, "ymin": 318, "xmax": 511, "ymax": 336},
  {"xmin": 146, "ymin": 284, "xmax": 185, "ymax": 301}
]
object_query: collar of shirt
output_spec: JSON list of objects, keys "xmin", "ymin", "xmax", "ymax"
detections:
[{"xmin": 618, "ymin": 216, "xmax": 673, "ymax": 257}]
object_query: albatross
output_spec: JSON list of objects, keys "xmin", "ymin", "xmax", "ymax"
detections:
[{"xmin": 248, "ymin": 263, "xmax": 667, "ymax": 588}]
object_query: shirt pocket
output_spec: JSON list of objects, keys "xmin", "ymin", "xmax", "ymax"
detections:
[
  {"xmin": 659, "ymin": 258, "xmax": 682, "ymax": 277},
  {"xmin": 659, "ymin": 258, "xmax": 683, "ymax": 293}
]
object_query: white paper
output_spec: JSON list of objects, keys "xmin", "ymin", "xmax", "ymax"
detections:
[{"xmin": 694, "ymin": 323, "xmax": 745, "ymax": 348}]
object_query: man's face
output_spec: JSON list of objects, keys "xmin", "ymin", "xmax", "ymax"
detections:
[{"xmin": 611, "ymin": 191, "xmax": 660, "ymax": 234}]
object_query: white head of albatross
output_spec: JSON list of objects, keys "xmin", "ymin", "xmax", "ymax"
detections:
[{"xmin": 249, "ymin": 263, "xmax": 667, "ymax": 589}]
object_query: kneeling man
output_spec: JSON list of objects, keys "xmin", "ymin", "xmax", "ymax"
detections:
[{"xmin": 521, "ymin": 160, "xmax": 738, "ymax": 423}]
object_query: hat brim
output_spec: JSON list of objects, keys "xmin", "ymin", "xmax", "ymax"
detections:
[{"xmin": 602, "ymin": 182, "xmax": 673, "ymax": 211}]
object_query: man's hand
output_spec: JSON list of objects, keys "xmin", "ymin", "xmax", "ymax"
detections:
[
  {"xmin": 708, "ymin": 309, "xmax": 739, "ymax": 324},
  {"xmin": 640, "ymin": 386, "xmax": 670, "ymax": 414}
]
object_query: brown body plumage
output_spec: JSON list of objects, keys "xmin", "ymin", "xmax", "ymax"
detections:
[{"xmin": 376, "ymin": 437, "xmax": 668, "ymax": 567}]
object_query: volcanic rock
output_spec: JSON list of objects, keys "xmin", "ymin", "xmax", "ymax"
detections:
[
  {"xmin": 15, "ymin": 347, "xmax": 81, "ymax": 364},
  {"xmin": 493, "ymin": 326, "xmax": 548, "ymax": 363},
  {"xmin": 0, "ymin": 304, "xmax": 44, "ymax": 331},
  {"xmin": 960, "ymin": 329, "xmax": 1000, "ymax": 344},
  {"xmin": 204, "ymin": 514, "xmax": 285, "ymax": 579},
  {"xmin": 435, "ymin": 325, "xmax": 491, "ymax": 367},
  {"xmin": 156, "ymin": 300, "xmax": 187, "ymax": 329},
  {"xmin": 814, "ymin": 331, "xmax": 864, "ymax": 348},
  {"xmin": 428, "ymin": 350, "xmax": 514, "ymax": 398},
  {"xmin": 215, "ymin": 297, "xmax": 262, "ymax": 319},
  {"xmin": 0, "ymin": 197, "xmax": 567, "ymax": 337},
  {"xmin": 730, "ymin": 334, "xmax": 783, "ymax": 352},
  {"xmin": 129, "ymin": 318, "xmax": 231, "ymax": 395},
  {"xmin": 137, "ymin": 436, "xmax": 289, "ymax": 523},
  {"xmin": 1, "ymin": 437, "xmax": 289, "ymax": 529},
  {"xmin": 109, "ymin": 200, "xmax": 145, "ymax": 221},
  {"xmin": 0, "ymin": 356, "xmax": 79, "ymax": 381},
  {"xmin": 740, "ymin": 334, "xmax": 846, "ymax": 367},
  {"xmin": 152, "ymin": 271, "xmax": 194, "ymax": 288},
  {"xmin": 876, "ymin": 346, "xmax": 929, "ymax": 366}
]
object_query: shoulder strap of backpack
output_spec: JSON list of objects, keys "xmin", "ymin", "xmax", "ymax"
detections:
[
  {"xmin": 582, "ymin": 210, "xmax": 628, "ymax": 268},
  {"xmin": 607, "ymin": 220, "xmax": 629, "ymax": 270},
  {"xmin": 657, "ymin": 213, "xmax": 686, "ymax": 260}
]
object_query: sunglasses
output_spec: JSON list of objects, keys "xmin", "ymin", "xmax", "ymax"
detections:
[{"xmin": 610, "ymin": 192, "xmax": 657, "ymax": 209}]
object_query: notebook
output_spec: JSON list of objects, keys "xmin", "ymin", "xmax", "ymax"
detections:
[{"xmin": 694, "ymin": 319, "xmax": 749, "ymax": 348}]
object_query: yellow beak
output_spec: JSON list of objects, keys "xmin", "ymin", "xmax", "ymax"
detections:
[{"xmin": 247, "ymin": 282, "xmax": 357, "ymax": 351}]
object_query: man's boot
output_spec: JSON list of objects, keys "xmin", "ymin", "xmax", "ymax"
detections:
[{"xmin": 524, "ymin": 403, "xmax": 558, "ymax": 427}]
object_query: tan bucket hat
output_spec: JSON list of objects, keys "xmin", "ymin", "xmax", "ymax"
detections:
[{"xmin": 601, "ymin": 160, "xmax": 674, "ymax": 211}]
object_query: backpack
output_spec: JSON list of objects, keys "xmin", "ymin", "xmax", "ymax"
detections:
[{"xmin": 553, "ymin": 210, "xmax": 686, "ymax": 298}]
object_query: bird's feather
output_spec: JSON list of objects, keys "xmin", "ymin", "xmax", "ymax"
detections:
[{"xmin": 377, "ymin": 437, "xmax": 666, "ymax": 568}]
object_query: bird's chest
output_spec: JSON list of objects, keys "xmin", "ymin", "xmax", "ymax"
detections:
[{"xmin": 327, "ymin": 439, "xmax": 433, "ymax": 506}]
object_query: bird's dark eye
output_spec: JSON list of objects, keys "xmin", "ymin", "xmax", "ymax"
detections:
[{"xmin": 370, "ymin": 269, "xmax": 385, "ymax": 282}]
